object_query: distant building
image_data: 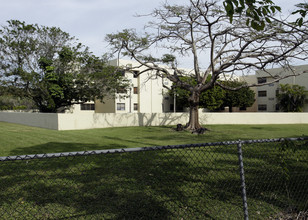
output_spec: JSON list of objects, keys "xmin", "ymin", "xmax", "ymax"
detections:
[
  {"xmin": 71, "ymin": 60, "xmax": 308, "ymax": 114},
  {"xmin": 94, "ymin": 59, "xmax": 170, "ymax": 113},
  {"xmin": 243, "ymin": 65, "xmax": 308, "ymax": 112}
]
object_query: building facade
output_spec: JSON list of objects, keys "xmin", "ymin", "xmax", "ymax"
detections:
[
  {"xmin": 251, "ymin": 65, "xmax": 308, "ymax": 112},
  {"xmin": 72, "ymin": 60, "xmax": 308, "ymax": 114},
  {"xmin": 94, "ymin": 59, "xmax": 171, "ymax": 114}
]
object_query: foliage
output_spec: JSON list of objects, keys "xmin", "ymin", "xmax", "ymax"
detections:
[
  {"xmin": 0, "ymin": 20, "xmax": 128, "ymax": 112},
  {"xmin": 106, "ymin": 0, "xmax": 307, "ymax": 131},
  {"xmin": 170, "ymin": 79, "xmax": 255, "ymax": 112},
  {"xmin": 221, "ymin": 81, "xmax": 255, "ymax": 112},
  {"xmin": 0, "ymin": 85, "xmax": 36, "ymax": 110},
  {"xmin": 223, "ymin": 0, "xmax": 307, "ymax": 30},
  {"xmin": 223, "ymin": 0, "xmax": 281, "ymax": 30},
  {"xmin": 276, "ymin": 84, "xmax": 306, "ymax": 112},
  {"xmin": 292, "ymin": 3, "xmax": 308, "ymax": 26},
  {"xmin": 0, "ymin": 95, "xmax": 35, "ymax": 110},
  {"xmin": 169, "ymin": 76, "xmax": 226, "ymax": 111}
]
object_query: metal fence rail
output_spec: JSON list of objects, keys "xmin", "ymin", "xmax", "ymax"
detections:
[{"xmin": 0, "ymin": 137, "xmax": 307, "ymax": 219}]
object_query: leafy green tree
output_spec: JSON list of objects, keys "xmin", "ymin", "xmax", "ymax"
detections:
[
  {"xmin": 223, "ymin": 0, "xmax": 281, "ymax": 30},
  {"xmin": 170, "ymin": 76, "xmax": 225, "ymax": 111},
  {"xmin": 221, "ymin": 81, "xmax": 255, "ymax": 112},
  {"xmin": 0, "ymin": 84, "xmax": 35, "ymax": 110},
  {"xmin": 223, "ymin": 0, "xmax": 307, "ymax": 30},
  {"xmin": 0, "ymin": 95, "xmax": 35, "ymax": 110},
  {"xmin": 0, "ymin": 20, "xmax": 128, "ymax": 112},
  {"xmin": 106, "ymin": 0, "xmax": 307, "ymax": 131},
  {"xmin": 277, "ymin": 84, "xmax": 306, "ymax": 112}
]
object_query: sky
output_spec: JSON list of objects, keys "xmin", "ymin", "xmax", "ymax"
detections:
[
  {"xmin": 0, "ymin": 0, "xmax": 187, "ymax": 56},
  {"xmin": 0, "ymin": 0, "xmax": 303, "ymax": 68}
]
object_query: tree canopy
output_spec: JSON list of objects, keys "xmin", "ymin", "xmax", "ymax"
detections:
[
  {"xmin": 221, "ymin": 81, "xmax": 255, "ymax": 112},
  {"xmin": 277, "ymin": 84, "xmax": 307, "ymax": 112},
  {"xmin": 106, "ymin": 0, "xmax": 308, "ymax": 131},
  {"xmin": 223, "ymin": 0, "xmax": 307, "ymax": 30},
  {"xmin": 170, "ymin": 78, "xmax": 255, "ymax": 112},
  {"xmin": 0, "ymin": 20, "xmax": 128, "ymax": 112},
  {"xmin": 169, "ymin": 76, "xmax": 226, "ymax": 111}
]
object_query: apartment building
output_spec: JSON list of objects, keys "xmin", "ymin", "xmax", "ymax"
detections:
[
  {"xmin": 93, "ymin": 59, "xmax": 171, "ymax": 114},
  {"xmin": 73, "ymin": 60, "xmax": 308, "ymax": 114},
  {"xmin": 252, "ymin": 65, "xmax": 308, "ymax": 112}
]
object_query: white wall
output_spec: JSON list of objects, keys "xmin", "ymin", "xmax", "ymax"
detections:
[
  {"xmin": 57, "ymin": 112, "xmax": 190, "ymax": 130},
  {"xmin": 1, "ymin": 111, "xmax": 308, "ymax": 130}
]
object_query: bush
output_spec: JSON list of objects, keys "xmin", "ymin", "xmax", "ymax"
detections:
[{"xmin": 0, "ymin": 96, "xmax": 36, "ymax": 110}]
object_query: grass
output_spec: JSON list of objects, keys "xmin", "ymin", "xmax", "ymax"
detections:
[
  {"xmin": 0, "ymin": 122, "xmax": 307, "ymax": 219},
  {"xmin": 0, "ymin": 121, "xmax": 308, "ymax": 156}
]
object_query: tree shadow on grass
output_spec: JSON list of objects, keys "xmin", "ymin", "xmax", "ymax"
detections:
[
  {"xmin": 9, "ymin": 142, "xmax": 128, "ymax": 156},
  {"xmin": 211, "ymin": 141, "xmax": 308, "ymax": 218},
  {"xmin": 1, "ymin": 143, "xmax": 222, "ymax": 219},
  {"xmin": 1, "ymin": 141, "xmax": 306, "ymax": 219}
]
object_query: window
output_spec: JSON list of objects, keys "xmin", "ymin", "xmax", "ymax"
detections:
[
  {"xmin": 81, "ymin": 104, "xmax": 95, "ymax": 111},
  {"xmin": 117, "ymin": 103, "xmax": 125, "ymax": 111},
  {"xmin": 257, "ymin": 77, "xmax": 267, "ymax": 84},
  {"xmin": 133, "ymin": 70, "xmax": 139, "ymax": 78},
  {"xmin": 134, "ymin": 103, "xmax": 138, "ymax": 111},
  {"xmin": 258, "ymin": 91, "xmax": 267, "ymax": 97},
  {"xmin": 258, "ymin": 104, "xmax": 267, "ymax": 111},
  {"xmin": 170, "ymin": 104, "xmax": 174, "ymax": 111},
  {"xmin": 133, "ymin": 87, "xmax": 138, "ymax": 94}
]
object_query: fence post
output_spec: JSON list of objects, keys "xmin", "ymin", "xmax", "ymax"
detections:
[{"xmin": 237, "ymin": 140, "xmax": 249, "ymax": 220}]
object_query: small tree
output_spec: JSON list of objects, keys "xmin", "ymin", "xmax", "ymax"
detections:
[
  {"xmin": 106, "ymin": 0, "xmax": 308, "ymax": 131},
  {"xmin": 0, "ymin": 20, "xmax": 128, "ymax": 112},
  {"xmin": 221, "ymin": 81, "xmax": 255, "ymax": 112},
  {"xmin": 277, "ymin": 84, "xmax": 306, "ymax": 112},
  {"xmin": 169, "ymin": 76, "xmax": 225, "ymax": 111}
]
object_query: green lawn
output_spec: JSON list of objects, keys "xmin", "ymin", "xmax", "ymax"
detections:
[
  {"xmin": 0, "ymin": 121, "xmax": 308, "ymax": 156},
  {"xmin": 0, "ymin": 122, "xmax": 307, "ymax": 219}
]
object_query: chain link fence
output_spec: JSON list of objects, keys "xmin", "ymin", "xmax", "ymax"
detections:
[{"xmin": 0, "ymin": 137, "xmax": 307, "ymax": 219}]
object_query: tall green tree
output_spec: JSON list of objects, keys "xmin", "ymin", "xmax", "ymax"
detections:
[
  {"xmin": 277, "ymin": 84, "xmax": 306, "ymax": 112},
  {"xmin": 0, "ymin": 20, "xmax": 128, "ymax": 112},
  {"xmin": 106, "ymin": 0, "xmax": 307, "ymax": 131}
]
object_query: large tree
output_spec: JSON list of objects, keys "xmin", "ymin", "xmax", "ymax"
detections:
[
  {"xmin": 106, "ymin": 0, "xmax": 307, "ymax": 131},
  {"xmin": 0, "ymin": 20, "xmax": 128, "ymax": 112}
]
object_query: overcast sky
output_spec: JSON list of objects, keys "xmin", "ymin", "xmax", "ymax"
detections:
[
  {"xmin": 0, "ymin": 0, "xmax": 187, "ymax": 56},
  {"xmin": 0, "ymin": 0, "xmax": 303, "ymax": 68}
]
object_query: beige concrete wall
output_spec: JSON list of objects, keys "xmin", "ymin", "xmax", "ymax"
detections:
[
  {"xmin": 1, "ymin": 111, "xmax": 308, "ymax": 130},
  {"xmin": 57, "ymin": 112, "xmax": 190, "ymax": 130},
  {"xmin": 205, "ymin": 112, "xmax": 308, "ymax": 124},
  {"xmin": 0, "ymin": 112, "xmax": 58, "ymax": 130}
]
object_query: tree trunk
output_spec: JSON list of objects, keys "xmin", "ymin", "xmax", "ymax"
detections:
[{"xmin": 185, "ymin": 91, "xmax": 203, "ymax": 131}]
